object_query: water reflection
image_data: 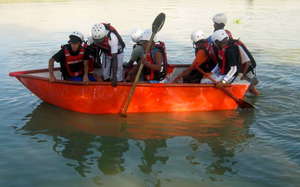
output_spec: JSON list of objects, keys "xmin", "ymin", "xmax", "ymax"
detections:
[{"xmin": 17, "ymin": 102, "xmax": 255, "ymax": 182}]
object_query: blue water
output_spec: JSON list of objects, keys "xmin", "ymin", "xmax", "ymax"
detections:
[{"xmin": 0, "ymin": 0, "xmax": 300, "ymax": 186}]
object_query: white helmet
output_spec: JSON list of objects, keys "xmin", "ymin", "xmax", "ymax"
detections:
[
  {"xmin": 131, "ymin": 28, "xmax": 144, "ymax": 43},
  {"xmin": 191, "ymin": 30, "xmax": 205, "ymax": 43},
  {"xmin": 211, "ymin": 29, "xmax": 228, "ymax": 43},
  {"xmin": 140, "ymin": 29, "xmax": 157, "ymax": 42},
  {"xmin": 91, "ymin": 23, "xmax": 108, "ymax": 40},
  {"xmin": 69, "ymin": 31, "xmax": 84, "ymax": 43},
  {"xmin": 212, "ymin": 13, "xmax": 227, "ymax": 25}
]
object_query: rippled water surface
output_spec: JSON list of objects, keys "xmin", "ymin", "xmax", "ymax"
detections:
[{"xmin": 0, "ymin": 0, "xmax": 300, "ymax": 186}]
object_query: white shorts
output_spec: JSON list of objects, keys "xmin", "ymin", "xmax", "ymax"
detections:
[{"xmin": 101, "ymin": 53, "xmax": 124, "ymax": 81}]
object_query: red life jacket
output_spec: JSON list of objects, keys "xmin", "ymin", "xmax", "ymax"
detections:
[
  {"xmin": 95, "ymin": 23, "xmax": 125, "ymax": 56},
  {"xmin": 63, "ymin": 46, "xmax": 85, "ymax": 77},
  {"xmin": 144, "ymin": 41, "xmax": 168, "ymax": 81}
]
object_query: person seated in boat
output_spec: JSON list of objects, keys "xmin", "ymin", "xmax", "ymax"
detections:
[
  {"xmin": 123, "ymin": 28, "xmax": 145, "ymax": 82},
  {"xmin": 90, "ymin": 23, "xmax": 126, "ymax": 87},
  {"xmin": 172, "ymin": 30, "xmax": 217, "ymax": 83},
  {"xmin": 208, "ymin": 13, "xmax": 233, "ymax": 43},
  {"xmin": 48, "ymin": 31, "xmax": 96, "ymax": 82},
  {"xmin": 139, "ymin": 29, "xmax": 168, "ymax": 83},
  {"xmin": 201, "ymin": 30, "xmax": 240, "ymax": 87}
]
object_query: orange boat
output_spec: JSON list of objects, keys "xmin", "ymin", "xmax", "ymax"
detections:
[{"xmin": 9, "ymin": 65, "xmax": 249, "ymax": 114}]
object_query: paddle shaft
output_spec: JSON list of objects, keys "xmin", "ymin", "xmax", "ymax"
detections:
[
  {"xmin": 197, "ymin": 70, "xmax": 253, "ymax": 108},
  {"xmin": 205, "ymin": 76, "xmax": 240, "ymax": 102},
  {"xmin": 120, "ymin": 34, "xmax": 156, "ymax": 116}
]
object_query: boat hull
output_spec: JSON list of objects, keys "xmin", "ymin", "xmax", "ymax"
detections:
[{"xmin": 10, "ymin": 68, "xmax": 249, "ymax": 114}]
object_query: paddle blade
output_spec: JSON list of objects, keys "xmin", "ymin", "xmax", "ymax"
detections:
[
  {"xmin": 238, "ymin": 99, "xmax": 255, "ymax": 109},
  {"xmin": 152, "ymin": 12, "xmax": 166, "ymax": 34}
]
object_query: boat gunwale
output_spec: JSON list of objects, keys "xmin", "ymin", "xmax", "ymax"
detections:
[{"xmin": 9, "ymin": 67, "xmax": 247, "ymax": 88}]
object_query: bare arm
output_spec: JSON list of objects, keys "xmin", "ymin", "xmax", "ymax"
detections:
[
  {"xmin": 172, "ymin": 66, "xmax": 194, "ymax": 83},
  {"xmin": 242, "ymin": 61, "xmax": 251, "ymax": 75}
]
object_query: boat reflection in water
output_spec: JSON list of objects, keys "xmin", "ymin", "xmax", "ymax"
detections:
[{"xmin": 18, "ymin": 102, "xmax": 255, "ymax": 183}]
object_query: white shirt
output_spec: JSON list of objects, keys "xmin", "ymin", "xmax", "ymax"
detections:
[
  {"xmin": 238, "ymin": 46, "xmax": 250, "ymax": 64},
  {"xmin": 108, "ymin": 32, "xmax": 120, "ymax": 54}
]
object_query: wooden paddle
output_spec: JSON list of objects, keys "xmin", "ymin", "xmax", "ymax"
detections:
[
  {"xmin": 204, "ymin": 74, "xmax": 254, "ymax": 109},
  {"xmin": 120, "ymin": 13, "xmax": 166, "ymax": 117}
]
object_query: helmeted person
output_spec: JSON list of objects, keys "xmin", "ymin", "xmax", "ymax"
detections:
[
  {"xmin": 173, "ymin": 30, "xmax": 218, "ymax": 83},
  {"xmin": 127, "ymin": 28, "xmax": 145, "ymax": 66},
  {"xmin": 210, "ymin": 14, "xmax": 259, "ymax": 94},
  {"xmin": 202, "ymin": 30, "xmax": 240, "ymax": 87},
  {"xmin": 208, "ymin": 13, "xmax": 233, "ymax": 43},
  {"xmin": 139, "ymin": 29, "xmax": 168, "ymax": 83},
  {"xmin": 123, "ymin": 28, "xmax": 145, "ymax": 81},
  {"xmin": 48, "ymin": 31, "xmax": 95, "ymax": 82},
  {"xmin": 90, "ymin": 23, "xmax": 125, "ymax": 87}
]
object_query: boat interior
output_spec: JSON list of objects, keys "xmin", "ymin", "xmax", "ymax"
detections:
[
  {"xmin": 9, "ymin": 64, "xmax": 248, "ymax": 87},
  {"xmin": 10, "ymin": 64, "xmax": 190, "ymax": 83}
]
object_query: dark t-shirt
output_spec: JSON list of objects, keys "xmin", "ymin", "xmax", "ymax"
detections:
[
  {"xmin": 52, "ymin": 44, "xmax": 90, "ymax": 79},
  {"xmin": 84, "ymin": 44, "xmax": 102, "ymax": 68},
  {"xmin": 224, "ymin": 45, "xmax": 240, "ymax": 74}
]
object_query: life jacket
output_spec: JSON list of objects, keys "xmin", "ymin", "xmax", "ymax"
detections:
[
  {"xmin": 218, "ymin": 41, "xmax": 241, "ymax": 75},
  {"xmin": 194, "ymin": 40, "xmax": 218, "ymax": 72},
  {"xmin": 233, "ymin": 40, "xmax": 256, "ymax": 73},
  {"xmin": 63, "ymin": 45, "xmax": 85, "ymax": 77},
  {"xmin": 96, "ymin": 23, "xmax": 125, "ymax": 56},
  {"xmin": 143, "ymin": 41, "xmax": 168, "ymax": 81}
]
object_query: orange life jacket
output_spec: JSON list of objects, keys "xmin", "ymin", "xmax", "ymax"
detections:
[
  {"xmin": 144, "ymin": 41, "xmax": 168, "ymax": 81},
  {"xmin": 95, "ymin": 23, "xmax": 125, "ymax": 56},
  {"xmin": 63, "ymin": 46, "xmax": 85, "ymax": 77}
]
